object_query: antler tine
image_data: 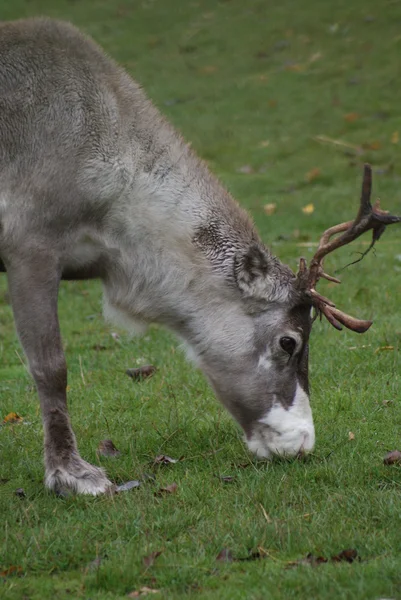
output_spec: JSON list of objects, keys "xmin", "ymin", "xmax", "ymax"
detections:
[
  {"xmin": 307, "ymin": 164, "xmax": 401, "ymax": 290},
  {"xmin": 297, "ymin": 164, "xmax": 401, "ymax": 334}
]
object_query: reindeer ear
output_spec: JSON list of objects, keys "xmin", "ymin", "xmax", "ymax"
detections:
[{"xmin": 234, "ymin": 244, "xmax": 270, "ymax": 295}]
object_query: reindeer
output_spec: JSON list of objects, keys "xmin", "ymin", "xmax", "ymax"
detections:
[{"xmin": 0, "ymin": 18, "xmax": 399, "ymax": 495}]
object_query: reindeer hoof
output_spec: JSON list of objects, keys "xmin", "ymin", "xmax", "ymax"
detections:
[{"xmin": 45, "ymin": 458, "xmax": 113, "ymax": 496}]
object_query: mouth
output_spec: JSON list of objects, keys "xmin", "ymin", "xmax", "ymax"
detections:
[{"xmin": 245, "ymin": 421, "xmax": 315, "ymax": 460}]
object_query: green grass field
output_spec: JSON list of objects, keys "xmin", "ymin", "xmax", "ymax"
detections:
[{"xmin": 1, "ymin": 0, "xmax": 401, "ymax": 598}]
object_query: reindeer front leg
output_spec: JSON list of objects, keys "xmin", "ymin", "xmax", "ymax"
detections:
[{"xmin": 5, "ymin": 251, "xmax": 112, "ymax": 495}]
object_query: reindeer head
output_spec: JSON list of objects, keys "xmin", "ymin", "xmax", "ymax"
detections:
[{"xmin": 194, "ymin": 165, "xmax": 400, "ymax": 460}]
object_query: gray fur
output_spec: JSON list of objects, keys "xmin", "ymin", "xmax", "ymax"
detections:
[{"xmin": 0, "ymin": 18, "xmax": 314, "ymax": 495}]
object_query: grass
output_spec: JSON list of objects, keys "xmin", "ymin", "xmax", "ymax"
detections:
[{"xmin": 1, "ymin": 0, "xmax": 401, "ymax": 597}]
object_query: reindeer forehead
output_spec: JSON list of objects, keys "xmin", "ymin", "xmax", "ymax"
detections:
[{"xmin": 255, "ymin": 303, "xmax": 311, "ymax": 340}]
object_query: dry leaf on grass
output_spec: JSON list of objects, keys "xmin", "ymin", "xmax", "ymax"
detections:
[
  {"xmin": 348, "ymin": 431, "xmax": 355, "ymax": 441},
  {"xmin": 344, "ymin": 112, "xmax": 360, "ymax": 122},
  {"xmin": 216, "ymin": 548, "xmax": 264, "ymax": 563},
  {"xmin": 263, "ymin": 203, "xmax": 277, "ymax": 216},
  {"xmin": 0, "ymin": 565, "xmax": 23, "ymax": 578},
  {"xmin": 375, "ymin": 346, "xmax": 394, "ymax": 353},
  {"xmin": 305, "ymin": 167, "xmax": 320, "ymax": 182},
  {"xmin": 115, "ymin": 480, "xmax": 141, "ymax": 492},
  {"xmin": 363, "ymin": 141, "xmax": 381, "ymax": 150},
  {"xmin": 285, "ymin": 63, "xmax": 304, "ymax": 72},
  {"xmin": 126, "ymin": 365, "xmax": 156, "ymax": 381},
  {"xmin": 218, "ymin": 475, "xmax": 235, "ymax": 483},
  {"xmin": 287, "ymin": 548, "xmax": 358, "ymax": 568},
  {"xmin": 383, "ymin": 450, "xmax": 401, "ymax": 465},
  {"xmin": 155, "ymin": 482, "xmax": 178, "ymax": 496},
  {"xmin": 153, "ymin": 455, "xmax": 178, "ymax": 465},
  {"xmin": 128, "ymin": 587, "xmax": 160, "ymax": 597},
  {"xmin": 309, "ymin": 52, "xmax": 322, "ymax": 63},
  {"xmin": 302, "ymin": 203, "xmax": 315, "ymax": 215},
  {"xmin": 216, "ymin": 548, "xmax": 234, "ymax": 563},
  {"xmin": 97, "ymin": 439, "xmax": 121, "ymax": 457},
  {"xmin": 236, "ymin": 165, "xmax": 254, "ymax": 174},
  {"xmin": 199, "ymin": 65, "xmax": 218, "ymax": 74},
  {"xmin": 86, "ymin": 556, "xmax": 103, "ymax": 572},
  {"xmin": 331, "ymin": 549, "xmax": 358, "ymax": 563},
  {"xmin": 3, "ymin": 412, "xmax": 23, "ymax": 424},
  {"xmin": 143, "ymin": 551, "xmax": 162, "ymax": 569},
  {"xmin": 391, "ymin": 131, "xmax": 399, "ymax": 144}
]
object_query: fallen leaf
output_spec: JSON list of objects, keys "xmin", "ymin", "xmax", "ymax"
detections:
[
  {"xmin": 375, "ymin": 346, "xmax": 395, "ymax": 353},
  {"xmin": 0, "ymin": 565, "xmax": 23, "ymax": 578},
  {"xmin": 287, "ymin": 549, "xmax": 359, "ymax": 568},
  {"xmin": 331, "ymin": 549, "xmax": 358, "ymax": 563},
  {"xmin": 218, "ymin": 475, "xmax": 235, "ymax": 483},
  {"xmin": 86, "ymin": 556, "xmax": 103, "ymax": 572},
  {"xmin": 302, "ymin": 203, "xmax": 315, "ymax": 215},
  {"xmin": 263, "ymin": 203, "xmax": 277, "ymax": 216},
  {"xmin": 305, "ymin": 167, "xmax": 321, "ymax": 182},
  {"xmin": 344, "ymin": 112, "xmax": 360, "ymax": 122},
  {"xmin": 259, "ymin": 140, "xmax": 270, "ymax": 147},
  {"xmin": 126, "ymin": 365, "xmax": 156, "ymax": 381},
  {"xmin": 115, "ymin": 480, "xmax": 141, "ymax": 492},
  {"xmin": 236, "ymin": 165, "xmax": 254, "ymax": 174},
  {"xmin": 348, "ymin": 431, "xmax": 355, "ymax": 441},
  {"xmin": 285, "ymin": 63, "xmax": 304, "ymax": 72},
  {"xmin": 97, "ymin": 439, "xmax": 121, "ymax": 458},
  {"xmin": 199, "ymin": 65, "xmax": 218, "ymax": 74},
  {"xmin": 143, "ymin": 551, "xmax": 162, "ymax": 569},
  {"xmin": 153, "ymin": 455, "xmax": 178, "ymax": 465},
  {"xmin": 216, "ymin": 548, "xmax": 234, "ymax": 563},
  {"xmin": 15, "ymin": 488, "xmax": 26, "ymax": 498},
  {"xmin": 236, "ymin": 550, "xmax": 265, "ymax": 562},
  {"xmin": 128, "ymin": 587, "xmax": 160, "ymax": 597},
  {"xmin": 3, "ymin": 412, "xmax": 23, "ymax": 424},
  {"xmin": 391, "ymin": 131, "xmax": 399, "ymax": 144},
  {"xmin": 268, "ymin": 99, "xmax": 277, "ymax": 108},
  {"xmin": 309, "ymin": 52, "xmax": 322, "ymax": 63},
  {"xmin": 364, "ymin": 140, "xmax": 381, "ymax": 150},
  {"xmin": 383, "ymin": 450, "xmax": 401, "ymax": 465},
  {"xmin": 155, "ymin": 482, "xmax": 178, "ymax": 496}
]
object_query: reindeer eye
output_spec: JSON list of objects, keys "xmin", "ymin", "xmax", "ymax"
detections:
[{"xmin": 279, "ymin": 336, "xmax": 297, "ymax": 356}]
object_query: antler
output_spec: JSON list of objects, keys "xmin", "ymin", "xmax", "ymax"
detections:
[{"xmin": 298, "ymin": 164, "xmax": 401, "ymax": 333}]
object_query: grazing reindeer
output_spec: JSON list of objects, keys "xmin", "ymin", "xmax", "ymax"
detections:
[{"xmin": 0, "ymin": 19, "xmax": 399, "ymax": 495}]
